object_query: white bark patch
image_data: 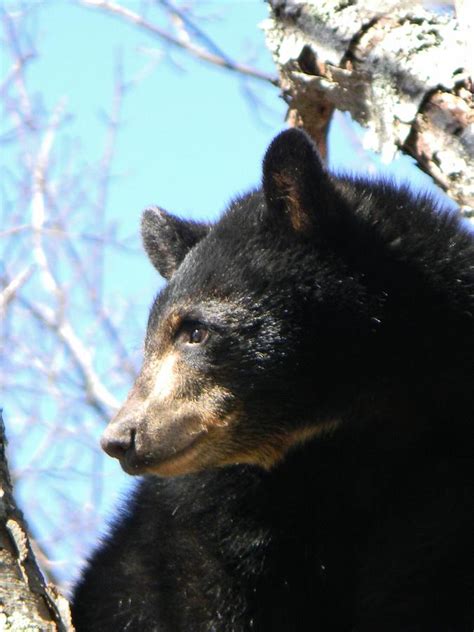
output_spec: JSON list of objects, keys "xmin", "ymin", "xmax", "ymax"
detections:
[{"xmin": 263, "ymin": 1, "xmax": 474, "ymax": 215}]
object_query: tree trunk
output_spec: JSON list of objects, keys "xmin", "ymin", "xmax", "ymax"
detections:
[
  {"xmin": 0, "ymin": 412, "xmax": 73, "ymax": 631},
  {"xmin": 263, "ymin": 0, "xmax": 474, "ymax": 218}
]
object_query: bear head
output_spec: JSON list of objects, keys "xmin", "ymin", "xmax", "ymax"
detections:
[{"xmin": 100, "ymin": 129, "xmax": 470, "ymax": 476}]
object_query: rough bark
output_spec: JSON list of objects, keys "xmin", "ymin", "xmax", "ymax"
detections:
[
  {"xmin": 0, "ymin": 412, "xmax": 73, "ymax": 631},
  {"xmin": 263, "ymin": 0, "xmax": 474, "ymax": 218}
]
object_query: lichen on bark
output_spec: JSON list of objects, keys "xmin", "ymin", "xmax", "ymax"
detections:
[
  {"xmin": 0, "ymin": 412, "xmax": 74, "ymax": 631},
  {"xmin": 263, "ymin": 0, "xmax": 474, "ymax": 217}
]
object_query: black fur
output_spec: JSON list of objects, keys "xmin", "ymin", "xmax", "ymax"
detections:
[
  {"xmin": 142, "ymin": 207, "xmax": 210, "ymax": 279},
  {"xmin": 72, "ymin": 130, "xmax": 474, "ymax": 631}
]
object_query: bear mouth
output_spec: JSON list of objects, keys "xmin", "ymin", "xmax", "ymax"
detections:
[{"xmin": 119, "ymin": 430, "xmax": 207, "ymax": 476}]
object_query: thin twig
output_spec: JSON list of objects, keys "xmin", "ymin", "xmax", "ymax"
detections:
[
  {"xmin": 0, "ymin": 52, "xmax": 35, "ymax": 97},
  {"xmin": 2, "ymin": 9, "xmax": 35, "ymax": 129},
  {"xmin": 21, "ymin": 298, "xmax": 120, "ymax": 416},
  {"xmin": 93, "ymin": 52, "xmax": 127, "ymax": 305},
  {"xmin": 80, "ymin": 0, "xmax": 278, "ymax": 84},
  {"xmin": 31, "ymin": 98, "xmax": 67, "ymax": 302},
  {"xmin": 160, "ymin": 0, "xmax": 233, "ymax": 64},
  {"xmin": 0, "ymin": 266, "xmax": 34, "ymax": 313}
]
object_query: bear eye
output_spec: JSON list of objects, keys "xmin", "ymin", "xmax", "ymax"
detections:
[
  {"xmin": 177, "ymin": 322, "xmax": 209, "ymax": 346},
  {"xmin": 189, "ymin": 326, "xmax": 208, "ymax": 344}
]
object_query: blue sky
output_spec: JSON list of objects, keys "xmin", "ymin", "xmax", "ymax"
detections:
[
  {"xmin": 13, "ymin": 0, "xmax": 453, "ymax": 304},
  {"xmin": 2, "ymin": 0, "xmax": 459, "ymax": 591},
  {"xmin": 27, "ymin": 1, "xmax": 293, "ymax": 302},
  {"xmin": 2, "ymin": 0, "xmax": 290, "ymax": 591}
]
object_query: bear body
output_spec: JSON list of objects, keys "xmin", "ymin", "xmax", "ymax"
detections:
[{"xmin": 72, "ymin": 130, "xmax": 474, "ymax": 631}]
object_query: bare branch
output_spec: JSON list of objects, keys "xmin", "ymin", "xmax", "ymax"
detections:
[
  {"xmin": 80, "ymin": 0, "xmax": 277, "ymax": 84},
  {"xmin": 0, "ymin": 413, "xmax": 73, "ymax": 631},
  {"xmin": 31, "ymin": 98, "xmax": 67, "ymax": 300},
  {"xmin": 2, "ymin": 8, "xmax": 35, "ymax": 129},
  {"xmin": 0, "ymin": 266, "xmax": 34, "ymax": 313},
  {"xmin": 22, "ymin": 299, "xmax": 120, "ymax": 416},
  {"xmin": 0, "ymin": 51, "xmax": 35, "ymax": 97},
  {"xmin": 92, "ymin": 53, "xmax": 127, "ymax": 305},
  {"xmin": 264, "ymin": 0, "xmax": 474, "ymax": 214}
]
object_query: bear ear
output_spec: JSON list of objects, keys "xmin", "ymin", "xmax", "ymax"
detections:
[
  {"xmin": 141, "ymin": 207, "xmax": 210, "ymax": 280},
  {"xmin": 262, "ymin": 128, "xmax": 330, "ymax": 234}
]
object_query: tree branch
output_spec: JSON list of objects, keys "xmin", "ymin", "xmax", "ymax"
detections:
[
  {"xmin": 0, "ymin": 412, "xmax": 73, "ymax": 630},
  {"xmin": 264, "ymin": 0, "xmax": 474, "ymax": 216},
  {"xmin": 80, "ymin": 0, "xmax": 278, "ymax": 84},
  {"xmin": 22, "ymin": 299, "xmax": 120, "ymax": 416},
  {"xmin": 0, "ymin": 266, "xmax": 34, "ymax": 313}
]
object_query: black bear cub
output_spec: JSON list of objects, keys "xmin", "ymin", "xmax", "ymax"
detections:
[{"xmin": 72, "ymin": 129, "xmax": 474, "ymax": 631}]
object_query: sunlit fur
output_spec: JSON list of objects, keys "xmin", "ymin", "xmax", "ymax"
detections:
[{"xmin": 73, "ymin": 129, "xmax": 474, "ymax": 632}]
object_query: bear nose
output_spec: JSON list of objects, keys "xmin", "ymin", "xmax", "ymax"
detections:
[{"xmin": 100, "ymin": 423, "xmax": 136, "ymax": 459}]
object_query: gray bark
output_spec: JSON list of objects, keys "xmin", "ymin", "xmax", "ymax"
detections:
[
  {"xmin": 0, "ymin": 412, "xmax": 73, "ymax": 631},
  {"xmin": 263, "ymin": 0, "xmax": 474, "ymax": 218}
]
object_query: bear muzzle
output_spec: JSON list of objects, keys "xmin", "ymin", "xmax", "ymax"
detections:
[
  {"xmin": 101, "ymin": 399, "xmax": 213, "ymax": 476},
  {"xmin": 100, "ymin": 413, "xmax": 146, "ymax": 474}
]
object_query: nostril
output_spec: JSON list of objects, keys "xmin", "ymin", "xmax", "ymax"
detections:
[{"xmin": 100, "ymin": 426, "xmax": 134, "ymax": 459}]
